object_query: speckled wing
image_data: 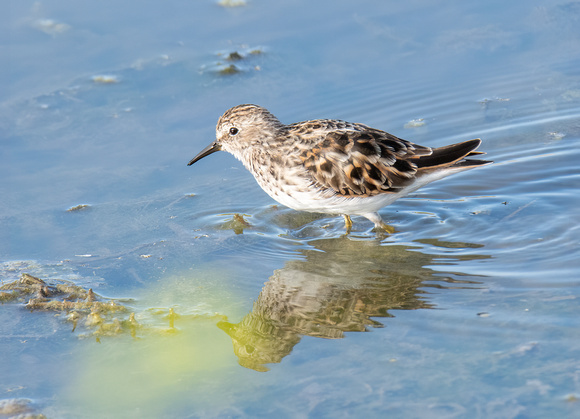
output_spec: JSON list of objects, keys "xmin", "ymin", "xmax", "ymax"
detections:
[{"xmin": 300, "ymin": 129, "xmax": 433, "ymax": 197}]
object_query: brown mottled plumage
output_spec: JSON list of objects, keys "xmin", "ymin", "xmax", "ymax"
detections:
[{"xmin": 188, "ymin": 104, "xmax": 492, "ymax": 231}]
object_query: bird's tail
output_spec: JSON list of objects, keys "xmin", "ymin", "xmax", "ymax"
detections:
[{"xmin": 415, "ymin": 139, "xmax": 492, "ymax": 172}]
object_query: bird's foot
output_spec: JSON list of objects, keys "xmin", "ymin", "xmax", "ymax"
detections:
[
  {"xmin": 362, "ymin": 212, "xmax": 395, "ymax": 234},
  {"xmin": 372, "ymin": 221, "xmax": 396, "ymax": 235}
]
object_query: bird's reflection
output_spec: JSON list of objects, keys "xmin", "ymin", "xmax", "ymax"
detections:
[{"xmin": 218, "ymin": 237, "xmax": 487, "ymax": 371}]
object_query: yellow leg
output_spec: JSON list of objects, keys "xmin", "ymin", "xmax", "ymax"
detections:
[
  {"xmin": 375, "ymin": 221, "xmax": 396, "ymax": 234},
  {"xmin": 343, "ymin": 214, "xmax": 353, "ymax": 232},
  {"xmin": 364, "ymin": 212, "xmax": 396, "ymax": 234}
]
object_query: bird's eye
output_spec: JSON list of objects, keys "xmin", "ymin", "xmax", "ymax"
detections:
[{"xmin": 229, "ymin": 127, "xmax": 239, "ymax": 135}]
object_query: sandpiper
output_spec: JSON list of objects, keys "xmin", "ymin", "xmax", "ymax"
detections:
[{"xmin": 188, "ymin": 104, "xmax": 491, "ymax": 231}]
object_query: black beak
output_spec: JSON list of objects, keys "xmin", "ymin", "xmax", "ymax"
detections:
[{"xmin": 187, "ymin": 141, "xmax": 222, "ymax": 166}]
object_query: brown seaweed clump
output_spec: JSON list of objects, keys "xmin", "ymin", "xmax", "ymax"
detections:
[
  {"xmin": 201, "ymin": 46, "xmax": 265, "ymax": 76},
  {"xmin": 0, "ymin": 273, "xmax": 137, "ymax": 338}
]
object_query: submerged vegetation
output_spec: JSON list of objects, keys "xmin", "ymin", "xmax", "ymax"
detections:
[
  {"xmin": 1, "ymin": 273, "xmax": 135, "ymax": 339},
  {"xmin": 0, "ymin": 273, "xmax": 226, "ymax": 341}
]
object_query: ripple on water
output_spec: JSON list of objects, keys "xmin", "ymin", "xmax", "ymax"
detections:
[{"xmin": 2, "ymin": 2, "xmax": 580, "ymax": 415}]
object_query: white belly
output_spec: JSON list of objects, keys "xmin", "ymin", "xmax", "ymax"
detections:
[{"xmin": 256, "ymin": 167, "xmax": 464, "ymax": 216}]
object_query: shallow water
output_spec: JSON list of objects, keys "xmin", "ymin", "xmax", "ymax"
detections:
[{"xmin": 2, "ymin": 0, "xmax": 580, "ymax": 417}]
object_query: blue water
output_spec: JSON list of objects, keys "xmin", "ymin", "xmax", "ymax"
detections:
[{"xmin": 2, "ymin": 0, "xmax": 580, "ymax": 417}]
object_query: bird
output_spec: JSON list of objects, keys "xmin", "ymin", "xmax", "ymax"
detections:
[{"xmin": 188, "ymin": 104, "xmax": 492, "ymax": 232}]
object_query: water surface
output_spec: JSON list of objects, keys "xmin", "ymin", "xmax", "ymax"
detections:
[{"xmin": 1, "ymin": 0, "xmax": 580, "ymax": 417}]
